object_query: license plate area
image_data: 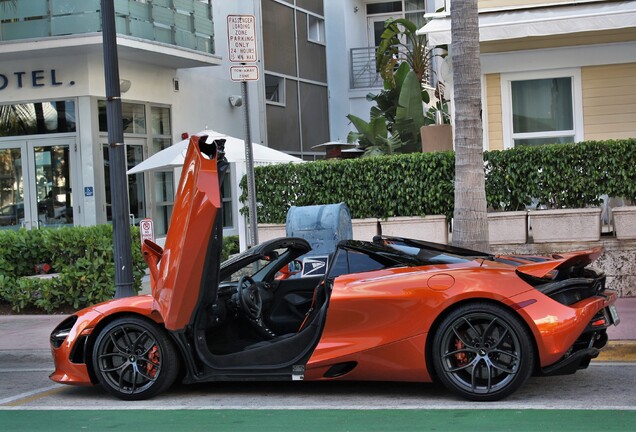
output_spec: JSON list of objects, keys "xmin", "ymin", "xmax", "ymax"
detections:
[{"xmin": 608, "ymin": 305, "xmax": 620, "ymax": 326}]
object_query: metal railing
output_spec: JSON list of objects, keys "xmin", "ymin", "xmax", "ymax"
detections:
[
  {"xmin": 350, "ymin": 46, "xmax": 383, "ymax": 89},
  {"xmin": 0, "ymin": 0, "xmax": 214, "ymax": 55},
  {"xmin": 350, "ymin": 46, "xmax": 434, "ymax": 90}
]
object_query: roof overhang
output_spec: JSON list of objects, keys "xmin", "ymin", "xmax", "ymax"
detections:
[
  {"xmin": 0, "ymin": 33, "xmax": 222, "ymax": 69},
  {"xmin": 417, "ymin": 0, "xmax": 636, "ymax": 47}
]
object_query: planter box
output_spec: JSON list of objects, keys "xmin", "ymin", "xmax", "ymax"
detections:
[
  {"xmin": 487, "ymin": 211, "xmax": 527, "ymax": 245},
  {"xmin": 380, "ymin": 215, "xmax": 448, "ymax": 244},
  {"xmin": 352, "ymin": 218, "xmax": 379, "ymax": 241},
  {"xmin": 529, "ymin": 208, "xmax": 601, "ymax": 243},
  {"xmin": 421, "ymin": 124, "xmax": 453, "ymax": 152},
  {"xmin": 257, "ymin": 223, "xmax": 286, "ymax": 243},
  {"xmin": 612, "ymin": 206, "xmax": 636, "ymax": 240}
]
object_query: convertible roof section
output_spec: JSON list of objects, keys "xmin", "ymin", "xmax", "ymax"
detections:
[
  {"xmin": 515, "ymin": 246, "xmax": 604, "ymax": 279},
  {"xmin": 374, "ymin": 236, "xmax": 494, "ymax": 258}
]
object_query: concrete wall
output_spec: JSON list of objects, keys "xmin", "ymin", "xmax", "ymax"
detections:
[{"xmin": 491, "ymin": 240, "xmax": 636, "ymax": 297}]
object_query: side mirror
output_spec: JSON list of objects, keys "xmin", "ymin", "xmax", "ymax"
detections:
[{"xmin": 277, "ymin": 259, "xmax": 303, "ymax": 280}]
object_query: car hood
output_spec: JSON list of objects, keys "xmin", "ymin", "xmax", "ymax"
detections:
[
  {"xmin": 515, "ymin": 246, "xmax": 604, "ymax": 279},
  {"xmin": 142, "ymin": 135, "xmax": 228, "ymax": 331}
]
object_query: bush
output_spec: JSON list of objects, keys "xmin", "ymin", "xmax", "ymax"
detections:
[
  {"xmin": 0, "ymin": 225, "xmax": 147, "ymax": 313},
  {"xmin": 222, "ymin": 235, "xmax": 240, "ymax": 261},
  {"xmin": 241, "ymin": 151, "xmax": 456, "ymax": 223},
  {"xmin": 242, "ymin": 139, "xmax": 636, "ymax": 223}
]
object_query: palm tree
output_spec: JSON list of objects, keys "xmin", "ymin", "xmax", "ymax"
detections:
[{"xmin": 450, "ymin": 0, "xmax": 489, "ymax": 252}]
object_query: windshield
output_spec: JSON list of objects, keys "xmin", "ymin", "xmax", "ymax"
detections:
[{"xmin": 221, "ymin": 247, "xmax": 286, "ymax": 283}]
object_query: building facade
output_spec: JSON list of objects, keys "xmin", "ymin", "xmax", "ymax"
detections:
[{"xmin": 419, "ymin": 0, "xmax": 636, "ymax": 150}]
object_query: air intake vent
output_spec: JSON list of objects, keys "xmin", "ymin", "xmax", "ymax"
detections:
[{"xmin": 324, "ymin": 361, "xmax": 357, "ymax": 378}]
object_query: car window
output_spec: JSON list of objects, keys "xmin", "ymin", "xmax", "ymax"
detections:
[
  {"xmin": 328, "ymin": 249, "xmax": 387, "ymax": 279},
  {"xmin": 385, "ymin": 244, "xmax": 471, "ymax": 265}
]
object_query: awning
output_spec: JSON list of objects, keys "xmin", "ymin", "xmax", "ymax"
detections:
[{"xmin": 417, "ymin": 1, "xmax": 636, "ymax": 46}]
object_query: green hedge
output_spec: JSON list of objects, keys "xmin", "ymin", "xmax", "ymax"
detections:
[
  {"xmin": 241, "ymin": 139, "xmax": 636, "ymax": 223},
  {"xmin": 0, "ymin": 225, "xmax": 147, "ymax": 313}
]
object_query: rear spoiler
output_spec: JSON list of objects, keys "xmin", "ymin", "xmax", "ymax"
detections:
[{"xmin": 516, "ymin": 246, "xmax": 604, "ymax": 279}]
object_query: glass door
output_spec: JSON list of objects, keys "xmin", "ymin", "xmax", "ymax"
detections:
[
  {"xmin": 27, "ymin": 138, "xmax": 75, "ymax": 229},
  {"xmin": 0, "ymin": 142, "xmax": 29, "ymax": 230},
  {"xmin": 102, "ymin": 138, "xmax": 147, "ymax": 225},
  {"xmin": 0, "ymin": 138, "xmax": 76, "ymax": 230}
]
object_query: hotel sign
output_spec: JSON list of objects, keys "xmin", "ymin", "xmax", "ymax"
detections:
[{"xmin": 0, "ymin": 69, "xmax": 75, "ymax": 90}]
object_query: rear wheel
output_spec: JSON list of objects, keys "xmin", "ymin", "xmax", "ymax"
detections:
[
  {"xmin": 432, "ymin": 302, "xmax": 534, "ymax": 401},
  {"xmin": 92, "ymin": 317, "xmax": 179, "ymax": 400}
]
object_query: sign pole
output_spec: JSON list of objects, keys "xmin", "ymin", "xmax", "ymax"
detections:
[
  {"xmin": 242, "ymin": 79, "xmax": 259, "ymax": 246},
  {"xmin": 227, "ymin": 14, "xmax": 259, "ymax": 246}
]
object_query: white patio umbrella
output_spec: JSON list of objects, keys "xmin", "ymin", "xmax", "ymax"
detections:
[{"xmin": 127, "ymin": 130, "xmax": 301, "ymax": 174}]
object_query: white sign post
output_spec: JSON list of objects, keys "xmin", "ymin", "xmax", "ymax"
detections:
[{"xmin": 227, "ymin": 14, "xmax": 260, "ymax": 246}]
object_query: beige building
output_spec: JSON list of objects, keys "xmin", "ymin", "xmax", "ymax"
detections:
[{"xmin": 419, "ymin": 0, "xmax": 636, "ymax": 150}]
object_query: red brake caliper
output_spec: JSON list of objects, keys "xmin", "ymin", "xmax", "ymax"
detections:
[
  {"xmin": 454, "ymin": 339, "xmax": 468, "ymax": 366},
  {"xmin": 147, "ymin": 345, "xmax": 159, "ymax": 378}
]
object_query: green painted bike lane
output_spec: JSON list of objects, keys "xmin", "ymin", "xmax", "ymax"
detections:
[{"xmin": 1, "ymin": 409, "xmax": 634, "ymax": 431}]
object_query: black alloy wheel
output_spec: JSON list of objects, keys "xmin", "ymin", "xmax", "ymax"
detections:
[
  {"xmin": 92, "ymin": 316, "xmax": 179, "ymax": 400},
  {"xmin": 432, "ymin": 302, "xmax": 534, "ymax": 401}
]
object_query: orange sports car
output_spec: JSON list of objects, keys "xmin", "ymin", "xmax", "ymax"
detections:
[{"xmin": 50, "ymin": 135, "xmax": 620, "ymax": 401}]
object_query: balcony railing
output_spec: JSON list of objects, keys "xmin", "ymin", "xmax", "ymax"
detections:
[
  {"xmin": 350, "ymin": 46, "xmax": 383, "ymax": 89},
  {"xmin": 350, "ymin": 46, "xmax": 433, "ymax": 90},
  {"xmin": 0, "ymin": 0, "xmax": 214, "ymax": 55}
]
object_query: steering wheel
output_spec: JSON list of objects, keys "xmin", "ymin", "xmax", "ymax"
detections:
[{"xmin": 236, "ymin": 276, "xmax": 276, "ymax": 339}]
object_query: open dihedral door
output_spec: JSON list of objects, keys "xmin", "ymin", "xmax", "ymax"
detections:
[{"xmin": 142, "ymin": 135, "xmax": 228, "ymax": 331}]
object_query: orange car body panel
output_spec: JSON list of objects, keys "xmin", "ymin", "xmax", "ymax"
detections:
[
  {"xmin": 50, "ymin": 295, "xmax": 160, "ymax": 385},
  {"xmin": 146, "ymin": 136, "xmax": 222, "ymax": 331},
  {"xmin": 514, "ymin": 246, "xmax": 604, "ymax": 278}
]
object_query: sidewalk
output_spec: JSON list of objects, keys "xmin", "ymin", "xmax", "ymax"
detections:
[{"xmin": 0, "ymin": 297, "xmax": 634, "ymax": 363}]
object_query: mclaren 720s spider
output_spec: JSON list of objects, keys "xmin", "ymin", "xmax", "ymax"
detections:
[{"xmin": 50, "ymin": 134, "xmax": 620, "ymax": 401}]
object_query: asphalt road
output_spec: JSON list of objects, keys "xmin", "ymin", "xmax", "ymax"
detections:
[{"xmin": 2, "ymin": 359, "xmax": 635, "ymax": 410}]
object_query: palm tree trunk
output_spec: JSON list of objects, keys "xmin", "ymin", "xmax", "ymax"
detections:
[{"xmin": 450, "ymin": 0, "xmax": 489, "ymax": 252}]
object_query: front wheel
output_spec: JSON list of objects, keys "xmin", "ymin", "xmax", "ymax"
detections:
[
  {"xmin": 432, "ymin": 302, "xmax": 534, "ymax": 401},
  {"xmin": 92, "ymin": 317, "xmax": 179, "ymax": 400}
]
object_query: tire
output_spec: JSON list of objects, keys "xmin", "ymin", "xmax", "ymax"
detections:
[
  {"xmin": 92, "ymin": 316, "xmax": 179, "ymax": 400},
  {"xmin": 432, "ymin": 302, "xmax": 534, "ymax": 401}
]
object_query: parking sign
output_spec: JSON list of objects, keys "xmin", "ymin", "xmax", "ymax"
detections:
[{"xmin": 140, "ymin": 218, "xmax": 154, "ymax": 245}]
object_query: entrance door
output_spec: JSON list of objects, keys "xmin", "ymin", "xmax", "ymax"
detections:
[
  {"xmin": 0, "ymin": 138, "xmax": 76, "ymax": 230},
  {"xmin": 367, "ymin": 12, "xmax": 401, "ymax": 48},
  {"xmin": 102, "ymin": 138, "xmax": 147, "ymax": 225}
]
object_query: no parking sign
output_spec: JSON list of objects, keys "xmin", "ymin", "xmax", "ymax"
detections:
[{"xmin": 140, "ymin": 218, "xmax": 154, "ymax": 245}]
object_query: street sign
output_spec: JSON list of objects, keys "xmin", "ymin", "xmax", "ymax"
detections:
[
  {"xmin": 139, "ymin": 218, "xmax": 154, "ymax": 245},
  {"xmin": 230, "ymin": 65, "xmax": 259, "ymax": 82},
  {"xmin": 227, "ymin": 15, "xmax": 258, "ymax": 63}
]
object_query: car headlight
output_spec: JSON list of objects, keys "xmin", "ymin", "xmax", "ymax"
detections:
[{"xmin": 50, "ymin": 315, "xmax": 78, "ymax": 348}]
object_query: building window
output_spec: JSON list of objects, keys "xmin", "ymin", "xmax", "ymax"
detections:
[
  {"xmin": 502, "ymin": 69, "xmax": 583, "ymax": 148},
  {"xmin": 0, "ymin": 100, "xmax": 76, "ymax": 137},
  {"xmin": 265, "ymin": 74, "xmax": 285, "ymax": 105},
  {"xmin": 307, "ymin": 14, "xmax": 325, "ymax": 44},
  {"xmin": 98, "ymin": 101, "xmax": 146, "ymax": 134}
]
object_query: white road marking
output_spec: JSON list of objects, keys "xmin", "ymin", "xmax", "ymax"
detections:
[{"xmin": 0, "ymin": 384, "xmax": 62, "ymax": 405}]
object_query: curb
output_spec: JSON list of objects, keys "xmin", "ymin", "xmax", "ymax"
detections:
[
  {"xmin": 0, "ymin": 350, "xmax": 52, "ymax": 365},
  {"xmin": 594, "ymin": 341, "xmax": 636, "ymax": 362}
]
